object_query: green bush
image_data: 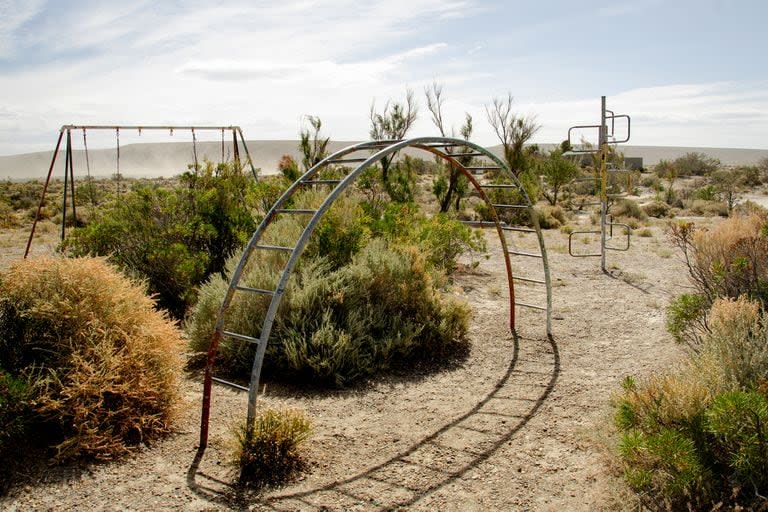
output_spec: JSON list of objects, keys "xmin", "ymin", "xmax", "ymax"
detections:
[
  {"xmin": 0, "ymin": 370, "xmax": 31, "ymax": 457},
  {"xmin": 235, "ymin": 407, "xmax": 312, "ymax": 488},
  {"xmin": 63, "ymin": 162, "xmax": 256, "ymax": 318},
  {"xmin": 666, "ymin": 293, "xmax": 710, "ymax": 350},
  {"xmin": 616, "ymin": 296, "xmax": 768, "ymax": 508},
  {"xmin": 187, "ymin": 240, "xmax": 470, "ymax": 386},
  {"xmin": 0, "ymin": 256, "xmax": 183, "ymax": 462}
]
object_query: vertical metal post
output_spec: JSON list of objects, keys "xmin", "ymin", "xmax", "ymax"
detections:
[
  {"xmin": 68, "ymin": 130, "xmax": 77, "ymax": 229},
  {"xmin": 599, "ymin": 96, "xmax": 608, "ymax": 273},
  {"xmin": 25, "ymin": 131, "xmax": 64, "ymax": 258},
  {"xmin": 61, "ymin": 129, "xmax": 72, "ymax": 242},
  {"xmin": 232, "ymin": 129, "xmax": 241, "ymax": 169}
]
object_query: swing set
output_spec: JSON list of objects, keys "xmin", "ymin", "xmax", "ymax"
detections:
[{"xmin": 23, "ymin": 125, "xmax": 257, "ymax": 258}]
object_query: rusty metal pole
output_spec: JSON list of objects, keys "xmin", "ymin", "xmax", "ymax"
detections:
[
  {"xmin": 68, "ymin": 129, "xmax": 77, "ymax": 230},
  {"xmin": 232, "ymin": 129, "xmax": 240, "ymax": 169},
  {"xmin": 61, "ymin": 129, "xmax": 71, "ymax": 242},
  {"xmin": 25, "ymin": 131, "xmax": 64, "ymax": 258},
  {"xmin": 237, "ymin": 128, "xmax": 258, "ymax": 181}
]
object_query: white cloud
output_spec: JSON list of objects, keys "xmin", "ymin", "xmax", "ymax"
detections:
[{"xmin": 0, "ymin": 0, "xmax": 45, "ymax": 57}]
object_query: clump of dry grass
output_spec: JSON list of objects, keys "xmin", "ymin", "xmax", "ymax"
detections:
[
  {"xmin": 0, "ymin": 256, "xmax": 183, "ymax": 461},
  {"xmin": 234, "ymin": 407, "xmax": 312, "ymax": 488}
]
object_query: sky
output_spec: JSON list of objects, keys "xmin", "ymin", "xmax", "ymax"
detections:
[{"xmin": 0, "ymin": 0, "xmax": 767, "ymax": 155}]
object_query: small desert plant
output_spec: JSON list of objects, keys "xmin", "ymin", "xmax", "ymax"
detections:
[
  {"xmin": 611, "ymin": 198, "xmax": 647, "ymax": 221},
  {"xmin": 0, "ymin": 256, "xmax": 183, "ymax": 461},
  {"xmin": 536, "ymin": 204, "xmax": 566, "ymax": 229},
  {"xmin": 235, "ymin": 407, "xmax": 312, "ymax": 488},
  {"xmin": 642, "ymin": 201, "xmax": 671, "ymax": 219}
]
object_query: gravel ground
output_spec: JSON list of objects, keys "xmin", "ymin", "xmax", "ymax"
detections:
[{"xmin": 1, "ymin": 216, "xmax": 696, "ymax": 511}]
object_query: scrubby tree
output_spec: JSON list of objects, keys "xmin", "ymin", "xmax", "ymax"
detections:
[
  {"xmin": 369, "ymin": 89, "xmax": 418, "ymax": 186},
  {"xmin": 654, "ymin": 159, "xmax": 678, "ymax": 205},
  {"xmin": 299, "ymin": 116, "xmax": 330, "ymax": 172},
  {"xmin": 539, "ymin": 149, "xmax": 579, "ymax": 205},
  {"xmin": 711, "ymin": 168, "xmax": 746, "ymax": 214},
  {"xmin": 485, "ymin": 93, "xmax": 540, "ymax": 175},
  {"xmin": 672, "ymin": 152, "xmax": 720, "ymax": 176},
  {"xmin": 425, "ymin": 82, "xmax": 473, "ymax": 212}
]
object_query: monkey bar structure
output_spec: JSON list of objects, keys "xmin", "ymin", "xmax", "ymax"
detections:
[
  {"xmin": 24, "ymin": 124, "xmax": 257, "ymax": 258},
  {"xmin": 200, "ymin": 136, "xmax": 553, "ymax": 447},
  {"xmin": 564, "ymin": 96, "xmax": 633, "ymax": 272}
]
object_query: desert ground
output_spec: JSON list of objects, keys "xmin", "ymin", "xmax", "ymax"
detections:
[{"xmin": 0, "ymin": 207, "xmax": 700, "ymax": 511}]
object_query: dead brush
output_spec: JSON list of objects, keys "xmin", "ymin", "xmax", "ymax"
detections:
[
  {"xmin": 0, "ymin": 256, "xmax": 183, "ymax": 461},
  {"xmin": 234, "ymin": 407, "xmax": 312, "ymax": 488}
]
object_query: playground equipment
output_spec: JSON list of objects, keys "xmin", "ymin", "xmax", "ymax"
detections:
[
  {"xmin": 565, "ymin": 96, "xmax": 632, "ymax": 272},
  {"xmin": 24, "ymin": 124, "xmax": 257, "ymax": 258},
  {"xmin": 199, "ymin": 136, "xmax": 553, "ymax": 447}
]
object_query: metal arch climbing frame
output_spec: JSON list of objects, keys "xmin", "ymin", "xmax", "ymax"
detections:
[{"xmin": 199, "ymin": 136, "xmax": 553, "ymax": 447}]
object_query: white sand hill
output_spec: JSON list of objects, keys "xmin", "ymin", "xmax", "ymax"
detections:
[{"xmin": 1, "ymin": 140, "xmax": 767, "ymax": 180}]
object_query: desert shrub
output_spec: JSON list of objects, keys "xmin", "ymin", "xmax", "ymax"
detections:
[
  {"xmin": 636, "ymin": 227, "xmax": 653, "ymax": 237},
  {"xmin": 666, "ymin": 293, "xmax": 710, "ymax": 350},
  {"xmin": 535, "ymin": 204, "xmax": 566, "ymax": 229},
  {"xmin": 187, "ymin": 241, "xmax": 470, "ymax": 386},
  {"xmin": 617, "ymin": 295, "xmax": 768, "ymax": 508},
  {"xmin": 0, "ymin": 256, "xmax": 183, "ymax": 461},
  {"xmin": 705, "ymin": 391, "xmax": 768, "ymax": 492},
  {"xmin": 733, "ymin": 199, "xmax": 768, "ymax": 217},
  {"xmin": 0, "ymin": 370, "xmax": 31, "ymax": 459},
  {"xmin": 474, "ymin": 186, "xmax": 532, "ymax": 226},
  {"xmin": 611, "ymin": 198, "xmax": 647, "ymax": 221},
  {"xmin": 673, "ymin": 152, "xmax": 720, "ymax": 176},
  {"xmin": 0, "ymin": 200, "xmax": 18, "ymax": 228},
  {"xmin": 235, "ymin": 407, "xmax": 312, "ymax": 488},
  {"xmin": 642, "ymin": 201, "xmax": 671, "ymax": 218},
  {"xmin": 640, "ymin": 173, "xmax": 663, "ymax": 191},
  {"xmin": 685, "ymin": 199, "xmax": 729, "ymax": 217},
  {"xmin": 694, "ymin": 184, "xmax": 718, "ymax": 201},
  {"xmin": 409, "ymin": 213, "xmax": 485, "ymax": 272},
  {"xmin": 63, "ymin": 162, "xmax": 256, "ymax": 318},
  {"xmin": 706, "ymin": 297, "xmax": 768, "ymax": 389}
]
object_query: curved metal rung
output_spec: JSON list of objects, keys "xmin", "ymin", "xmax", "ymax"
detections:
[
  {"xmin": 234, "ymin": 285, "xmax": 274, "ymax": 295},
  {"xmin": 515, "ymin": 302, "xmax": 546, "ymax": 311},
  {"xmin": 568, "ymin": 230, "xmax": 601, "ymax": 257},
  {"xmin": 492, "ymin": 204, "xmax": 528, "ymax": 209},
  {"xmin": 605, "ymin": 222, "xmax": 631, "ymax": 251},
  {"xmin": 275, "ymin": 209, "xmax": 318, "ymax": 214},
  {"xmin": 481, "ymin": 184, "xmax": 518, "ymax": 189},
  {"xmin": 212, "ymin": 377, "xmax": 249, "ymax": 392},
  {"xmin": 508, "ymin": 250, "xmax": 543, "ymax": 258},
  {"xmin": 300, "ymin": 179, "xmax": 342, "ymax": 185},
  {"xmin": 515, "ymin": 276, "xmax": 546, "ymax": 284},
  {"xmin": 221, "ymin": 330, "xmax": 261, "ymax": 344},
  {"xmin": 255, "ymin": 244, "xmax": 294, "ymax": 252},
  {"xmin": 327, "ymin": 158, "xmax": 367, "ymax": 164},
  {"xmin": 449, "ymin": 152, "xmax": 484, "ymax": 157}
]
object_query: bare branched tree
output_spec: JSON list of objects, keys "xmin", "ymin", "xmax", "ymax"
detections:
[
  {"xmin": 299, "ymin": 116, "xmax": 330, "ymax": 172},
  {"xmin": 369, "ymin": 89, "xmax": 418, "ymax": 183},
  {"xmin": 425, "ymin": 82, "xmax": 472, "ymax": 212},
  {"xmin": 485, "ymin": 93, "xmax": 540, "ymax": 175}
]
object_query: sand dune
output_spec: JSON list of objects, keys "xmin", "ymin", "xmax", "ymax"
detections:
[{"xmin": 1, "ymin": 140, "xmax": 766, "ymax": 181}]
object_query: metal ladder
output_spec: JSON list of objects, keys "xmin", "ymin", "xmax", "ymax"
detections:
[{"xmin": 199, "ymin": 137, "xmax": 552, "ymax": 448}]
